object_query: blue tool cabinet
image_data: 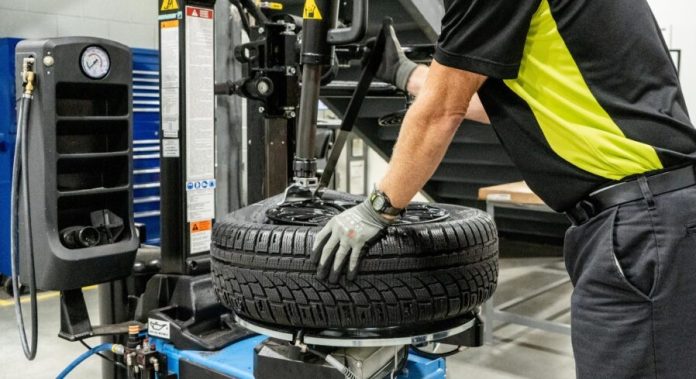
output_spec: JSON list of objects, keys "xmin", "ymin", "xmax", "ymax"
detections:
[
  {"xmin": 131, "ymin": 48, "xmax": 162, "ymax": 246},
  {"xmin": 0, "ymin": 40, "xmax": 161, "ymax": 279},
  {"xmin": 0, "ymin": 38, "xmax": 21, "ymax": 279}
]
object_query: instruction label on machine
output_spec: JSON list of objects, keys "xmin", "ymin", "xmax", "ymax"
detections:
[
  {"xmin": 185, "ymin": 6, "xmax": 216, "ymax": 248},
  {"xmin": 162, "ymin": 138, "xmax": 180, "ymax": 157},
  {"xmin": 190, "ymin": 220, "xmax": 213, "ymax": 254},
  {"xmin": 186, "ymin": 179, "xmax": 216, "ymax": 222},
  {"xmin": 148, "ymin": 318, "xmax": 171, "ymax": 339},
  {"xmin": 160, "ymin": 19, "xmax": 180, "ymax": 139}
]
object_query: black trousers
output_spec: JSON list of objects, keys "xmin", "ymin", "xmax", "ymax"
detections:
[{"xmin": 564, "ymin": 182, "xmax": 696, "ymax": 379}]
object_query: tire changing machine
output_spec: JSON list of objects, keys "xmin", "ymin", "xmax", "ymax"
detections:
[{"xmin": 10, "ymin": 1, "xmax": 485, "ymax": 378}]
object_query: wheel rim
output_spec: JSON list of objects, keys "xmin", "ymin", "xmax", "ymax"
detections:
[
  {"xmin": 378, "ymin": 108, "xmax": 407, "ymax": 127},
  {"xmin": 266, "ymin": 200, "xmax": 450, "ymax": 226}
]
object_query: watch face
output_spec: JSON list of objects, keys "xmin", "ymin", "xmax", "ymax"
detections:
[
  {"xmin": 372, "ymin": 196, "xmax": 386, "ymax": 211},
  {"xmin": 81, "ymin": 46, "xmax": 110, "ymax": 79}
]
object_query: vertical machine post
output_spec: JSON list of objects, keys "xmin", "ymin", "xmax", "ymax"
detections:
[
  {"xmin": 292, "ymin": 0, "xmax": 337, "ymax": 185},
  {"xmin": 158, "ymin": 0, "xmax": 217, "ymax": 274}
]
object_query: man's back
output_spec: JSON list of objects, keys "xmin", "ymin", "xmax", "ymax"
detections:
[{"xmin": 436, "ymin": 0, "xmax": 694, "ymax": 210}]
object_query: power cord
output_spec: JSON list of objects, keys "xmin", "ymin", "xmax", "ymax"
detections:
[{"xmin": 10, "ymin": 56, "xmax": 38, "ymax": 360}]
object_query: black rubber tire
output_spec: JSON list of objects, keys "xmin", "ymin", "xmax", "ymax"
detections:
[{"xmin": 211, "ymin": 191, "xmax": 498, "ymax": 329}]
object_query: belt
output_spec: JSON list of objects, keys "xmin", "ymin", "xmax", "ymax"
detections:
[{"xmin": 565, "ymin": 165, "xmax": 696, "ymax": 225}]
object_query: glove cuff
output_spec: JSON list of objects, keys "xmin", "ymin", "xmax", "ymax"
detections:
[
  {"xmin": 361, "ymin": 199, "xmax": 395, "ymax": 227},
  {"xmin": 395, "ymin": 60, "xmax": 419, "ymax": 92}
]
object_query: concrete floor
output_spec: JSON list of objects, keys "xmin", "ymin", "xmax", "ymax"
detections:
[
  {"xmin": 0, "ymin": 257, "xmax": 575, "ymax": 379},
  {"xmin": 0, "ymin": 287, "xmax": 102, "ymax": 379}
]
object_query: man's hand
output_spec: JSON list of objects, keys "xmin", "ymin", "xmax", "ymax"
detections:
[
  {"xmin": 311, "ymin": 200, "xmax": 393, "ymax": 283},
  {"xmin": 372, "ymin": 25, "xmax": 419, "ymax": 92}
]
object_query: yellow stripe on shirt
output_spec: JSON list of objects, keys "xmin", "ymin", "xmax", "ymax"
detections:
[{"xmin": 504, "ymin": 0, "xmax": 663, "ymax": 180}]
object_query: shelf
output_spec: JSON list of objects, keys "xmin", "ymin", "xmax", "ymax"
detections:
[
  {"xmin": 58, "ymin": 185, "xmax": 130, "ymax": 198},
  {"xmin": 56, "ymin": 115, "xmax": 129, "ymax": 122},
  {"xmin": 58, "ymin": 151, "xmax": 129, "ymax": 160}
]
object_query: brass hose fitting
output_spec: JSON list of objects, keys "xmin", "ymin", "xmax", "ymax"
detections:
[{"xmin": 21, "ymin": 57, "xmax": 36, "ymax": 96}]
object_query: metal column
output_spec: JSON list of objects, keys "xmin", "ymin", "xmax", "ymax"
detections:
[{"xmin": 158, "ymin": 0, "xmax": 217, "ymax": 274}]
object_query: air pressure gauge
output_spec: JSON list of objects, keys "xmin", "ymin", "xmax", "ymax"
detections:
[{"xmin": 80, "ymin": 46, "xmax": 110, "ymax": 79}]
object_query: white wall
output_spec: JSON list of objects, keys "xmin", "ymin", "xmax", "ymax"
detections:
[
  {"xmin": 648, "ymin": 0, "xmax": 696, "ymax": 114},
  {"xmin": 0, "ymin": 0, "xmax": 158, "ymax": 49}
]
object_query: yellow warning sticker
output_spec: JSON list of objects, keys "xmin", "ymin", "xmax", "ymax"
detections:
[
  {"xmin": 161, "ymin": 0, "xmax": 179, "ymax": 11},
  {"xmin": 160, "ymin": 19, "xmax": 179, "ymax": 28},
  {"xmin": 257, "ymin": 1, "xmax": 284, "ymax": 10},
  {"xmin": 303, "ymin": 0, "xmax": 322, "ymax": 20}
]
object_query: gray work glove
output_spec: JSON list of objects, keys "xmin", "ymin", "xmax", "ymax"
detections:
[
  {"xmin": 372, "ymin": 25, "xmax": 419, "ymax": 92},
  {"xmin": 311, "ymin": 200, "xmax": 394, "ymax": 283}
]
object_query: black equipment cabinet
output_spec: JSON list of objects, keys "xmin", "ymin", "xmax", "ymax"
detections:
[{"xmin": 15, "ymin": 37, "xmax": 138, "ymax": 290}]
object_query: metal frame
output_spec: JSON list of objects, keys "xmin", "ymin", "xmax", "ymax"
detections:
[
  {"xmin": 235, "ymin": 313, "xmax": 477, "ymax": 348},
  {"xmin": 482, "ymin": 199, "xmax": 571, "ymax": 343}
]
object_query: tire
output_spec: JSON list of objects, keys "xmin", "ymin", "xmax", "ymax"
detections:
[{"xmin": 211, "ymin": 191, "xmax": 498, "ymax": 329}]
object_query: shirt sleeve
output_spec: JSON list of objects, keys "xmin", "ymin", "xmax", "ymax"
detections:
[{"xmin": 434, "ymin": 0, "xmax": 541, "ymax": 79}]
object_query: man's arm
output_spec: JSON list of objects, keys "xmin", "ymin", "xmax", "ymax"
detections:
[
  {"xmin": 372, "ymin": 24, "xmax": 490, "ymax": 125},
  {"xmin": 380, "ymin": 61, "xmax": 487, "ymax": 208},
  {"xmin": 407, "ymin": 65, "xmax": 490, "ymax": 124},
  {"xmin": 311, "ymin": 61, "xmax": 486, "ymax": 282}
]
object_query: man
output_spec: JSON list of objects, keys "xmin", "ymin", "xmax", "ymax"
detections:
[{"xmin": 312, "ymin": 0, "xmax": 696, "ymax": 378}]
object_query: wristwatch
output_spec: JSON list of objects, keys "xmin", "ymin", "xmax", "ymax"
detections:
[{"xmin": 368, "ymin": 188, "xmax": 404, "ymax": 217}]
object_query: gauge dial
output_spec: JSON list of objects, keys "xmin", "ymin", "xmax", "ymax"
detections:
[{"xmin": 81, "ymin": 46, "xmax": 110, "ymax": 79}]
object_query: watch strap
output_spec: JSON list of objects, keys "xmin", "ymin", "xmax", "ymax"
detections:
[{"xmin": 369, "ymin": 188, "xmax": 404, "ymax": 217}]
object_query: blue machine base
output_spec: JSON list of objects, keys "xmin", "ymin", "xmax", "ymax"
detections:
[{"xmin": 152, "ymin": 335, "xmax": 446, "ymax": 379}]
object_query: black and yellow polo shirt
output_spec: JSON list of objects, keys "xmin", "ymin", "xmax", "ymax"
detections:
[{"xmin": 434, "ymin": 0, "xmax": 695, "ymax": 211}]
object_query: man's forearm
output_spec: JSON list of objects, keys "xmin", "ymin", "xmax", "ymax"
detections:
[
  {"xmin": 379, "ymin": 103, "xmax": 463, "ymax": 208},
  {"xmin": 379, "ymin": 62, "xmax": 487, "ymax": 208},
  {"xmin": 406, "ymin": 65, "xmax": 490, "ymax": 125}
]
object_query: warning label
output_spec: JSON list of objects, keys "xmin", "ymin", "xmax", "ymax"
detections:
[
  {"xmin": 160, "ymin": 19, "xmax": 180, "ymax": 139},
  {"xmin": 186, "ymin": 7, "xmax": 213, "ymax": 19},
  {"xmin": 303, "ymin": 0, "xmax": 322, "ymax": 20},
  {"xmin": 190, "ymin": 220, "xmax": 212, "ymax": 254},
  {"xmin": 185, "ymin": 6, "xmax": 215, "ymax": 181},
  {"xmin": 161, "ymin": 0, "xmax": 179, "ymax": 11},
  {"xmin": 190, "ymin": 220, "xmax": 212, "ymax": 232},
  {"xmin": 184, "ymin": 5, "xmax": 215, "ymax": 254},
  {"xmin": 160, "ymin": 19, "xmax": 178, "ymax": 28}
]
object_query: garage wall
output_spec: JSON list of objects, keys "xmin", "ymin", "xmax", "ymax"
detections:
[
  {"xmin": 647, "ymin": 0, "xmax": 696, "ymax": 114},
  {"xmin": 0, "ymin": 0, "xmax": 158, "ymax": 48}
]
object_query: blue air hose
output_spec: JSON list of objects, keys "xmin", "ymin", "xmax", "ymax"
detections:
[{"xmin": 56, "ymin": 343, "xmax": 114, "ymax": 379}]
